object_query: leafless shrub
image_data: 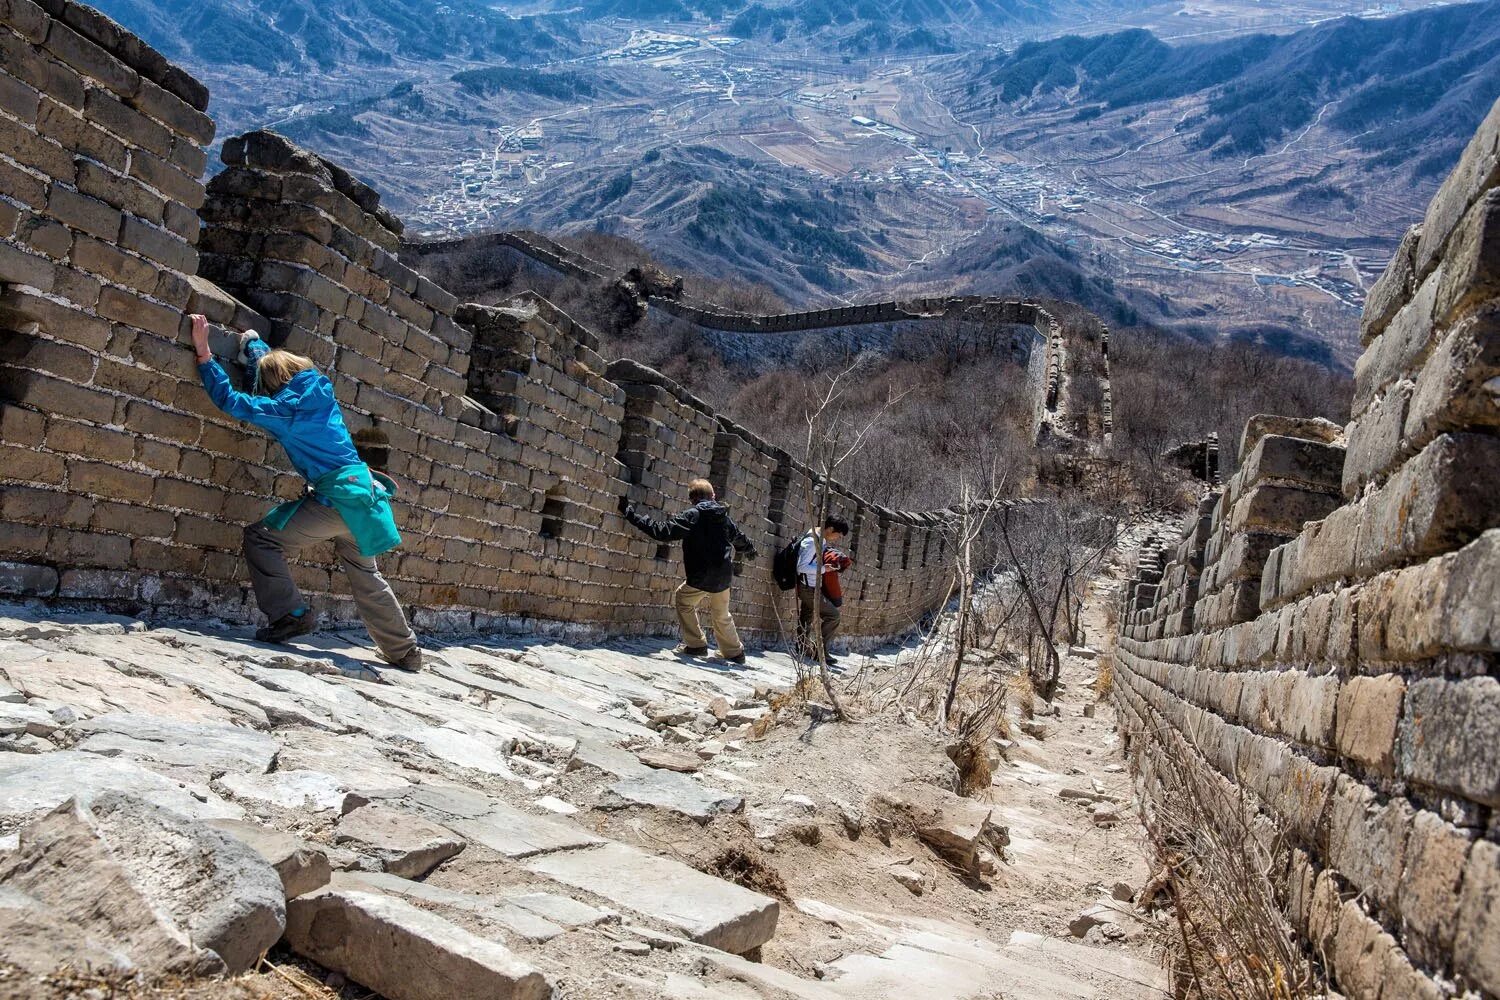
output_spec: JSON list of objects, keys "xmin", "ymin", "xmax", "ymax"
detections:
[{"xmin": 1129, "ymin": 722, "xmax": 1327, "ymax": 1000}]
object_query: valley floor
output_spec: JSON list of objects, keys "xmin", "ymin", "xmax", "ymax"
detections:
[{"xmin": 0, "ymin": 570, "xmax": 1165, "ymax": 1000}]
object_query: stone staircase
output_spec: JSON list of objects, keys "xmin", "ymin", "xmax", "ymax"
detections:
[{"xmin": 0, "ymin": 604, "xmax": 1166, "ymax": 999}]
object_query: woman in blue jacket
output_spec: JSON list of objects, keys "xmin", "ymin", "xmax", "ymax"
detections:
[{"xmin": 190, "ymin": 314, "xmax": 421, "ymax": 671}]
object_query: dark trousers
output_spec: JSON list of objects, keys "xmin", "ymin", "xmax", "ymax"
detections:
[{"xmin": 796, "ymin": 581, "xmax": 840, "ymax": 651}]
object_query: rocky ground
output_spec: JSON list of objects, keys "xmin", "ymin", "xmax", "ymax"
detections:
[{"xmin": 0, "ymin": 577, "xmax": 1167, "ymax": 1000}]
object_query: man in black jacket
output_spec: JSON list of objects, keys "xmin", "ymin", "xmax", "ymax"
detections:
[{"xmin": 620, "ymin": 478, "xmax": 758, "ymax": 663}]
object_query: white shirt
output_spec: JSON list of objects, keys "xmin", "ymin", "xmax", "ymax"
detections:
[{"xmin": 796, "ymin": 532, "xmax": 822, "ymax": 586}]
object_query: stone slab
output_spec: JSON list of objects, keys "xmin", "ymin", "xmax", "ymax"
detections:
[
  {"xmin": 601, "ymin": 769, "xmax": 744, "ymax": 821},
  {"xmin": 72, "ymin": 712, "xmax": 278, "ymax": 774},
  {"xmin": 0, "ymin": 750, "xmax": 242, "ymax": 824},
  {"xmin": 216, "ymin": 768, "xmax": 359, "ymax": 813},
  {"xmin": 524, "ymin": 841, "xmax": 778, "ymax": 954},
  {"xmin": 285, "ymin": 887, "xmax": 552, "ymax": 1000},
  {"xmin": 0, "ymin": 793, "xmax": 283, "ymax": 974},
  {"xmin": 335, "ymin": 804, "xmax": 465, "ymax": 879},
  {"xmin": 207, "ymin": 819, "xmax": 332, "ymax": 900},
  {"xmin": 445, "ymin": 799, "xmax": 603, "ymax": 859},
  {"xmin": 336, "ymin": 871, "xmax": 565, "ymax": 942}
]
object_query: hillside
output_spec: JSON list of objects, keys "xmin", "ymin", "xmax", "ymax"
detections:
[
  {"xmin": 963, "ymin": 0, "xmax": 1500, "ymax": 174},
  {"xmin": 86, "ymin": 0, "xmax": 583, "ymax": 70}
]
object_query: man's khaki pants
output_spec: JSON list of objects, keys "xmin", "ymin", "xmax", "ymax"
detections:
[
  {"xmin": 242, "ymin": 500, "xmax": 417, "ymax": 661},
  {"xmin": 673, "ymin": 583, "xmax": 744, "ymax": 658}
]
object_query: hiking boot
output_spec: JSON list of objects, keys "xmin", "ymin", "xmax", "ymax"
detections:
[
  {"xmin": 255, "ymin": 610, "xmax": 315, "ymax": 644},
  {"xmin": 725, "ymin": 652, "xmax": 747, "ymax": 665},
  {"xmin": 380, "ymin": 647, "xmax": 423, "ymax": 672},
  {"xmin": 674, "ymin": 644, "xmax": 709, "ymax": 657}
]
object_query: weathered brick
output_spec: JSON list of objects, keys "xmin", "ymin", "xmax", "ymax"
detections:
[
  {"xmin": 15, "ymin": 210, "xmax": 72, "ymax": 259},
  {"xmin": 0, "ymin": 240, "xmax": 58, "ymax": 291},
  {"xmin": 1, "ymin": 484, "xmax": 92, "ymax": 527},
  {"xmin": 1415, "ymin": 95, "xmax": 1500, "ymax": 279},
  {"xmin": 1230, "ymin": 483, "xmax": 1340, "ymax": 536},
  {"xmin": 0, "ymin": 0, "xmax": 50, "ymax": 43},
  {"xmin": 120, "ymin": 215, "xmax": 198, "ymax": 274},
  {"xmin": 72, "ymin": 234, "xmax": 160, "ymax": 292},
  {"xmin": 0, "ymin": 369, "xmax": 115, "ymax": 424},
  {"xmin": 83, "ymin": 87, "xmax": 173, "ymax": 158},
  {"xmin": 45, "ymin": 418, "xmax": 133, "ymax": 463},
  {"xmin": 1399, "ymin": 810, "xmax": 1473, "ymax": 968},
  {"xmin": 66, "ymin": 459, "xmax": 153, "ymax": 502},
  {"xmin": 130, "ymin": 77, "xmax": 214, "ymax": 145},
  {"xmin": 126, "ymin": 400, "xmax": 201, "ymax": 445},
  {"xmin": 0, "ymin": 403, "xmax": 46, "ymax": 448},
  {"xmin": 35, "ymin": 95, "xmax": 127, "ymax": 172},
  {"xmin": 153, "ymin": 477, "xmax": 224, "ymax": 516},
  {"xmin": 1404, "ymin": 299, "xmax": 1500, "ymax": 443},
  {"xmin": 98, "ymin": 285, "xmax": 180, "ymax": 338},
  {"xmin": 0, "ymin": 155, "xmax": 49, "ymax": 212},
  {"xmin": 1335, "ymin": 674, "xmax": 1404, "ymax": 775},
  {"xmin": 75, "ymin": 159, "xmax": 167, "ymax": 223},
  {"xmin": 1326, "ymin": 774, "xmax": 1412, "ymax": 909},
  {"xmin": 1400, "ymin": 676, "xmax": 1500, "ymax": 805},
  {"xmin": 0, "ymin": 30, "xmax": 83, "ymax": 110},
  {"xmin": 1355, "ymin": 433, "xmax": 1500, "ymax": 576},
  {"xmin": 0, "ymin": 560, "xmax": 58, "ymax": 597},
  {"xmin": 1341, "ymin": 379, "xmax": 1412, "ymax": 497},
  {"xmin": 0, "ymin": 69, "xmax": 41, "ymax": 123},
  {"xmin": 91, "ymin": 501, "xmax": 176, "ymax": 539},
  {"xmin": 57, "ymin": 567, "xmax": 138, "ymax": 599},
  {"xmin": 2, "ymin": 289, "xmax": 110, "ymax": 350},
  {"xmin": 47, "ymin": 184, "xmax": 122, "ymax": 241},
  {"xmin": 42, "ymin": 20, "xmax": 139, "ymax": 100},
  {"xmin": 1454, "ymin": 838, "xmax": 1500, "ymax": 995}
]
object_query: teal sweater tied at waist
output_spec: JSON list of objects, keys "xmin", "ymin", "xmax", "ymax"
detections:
[{"xmin": 263, "ymin": 463, "xmax": 403, "ymax": 558}]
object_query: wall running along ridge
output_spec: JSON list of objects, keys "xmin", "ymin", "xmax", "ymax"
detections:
[
  {"xmin": 0, "ymin": 0, "xmax": 1012, "ymax": 641},
  {"xmin": 1115, "ymin": 97, "xmax": 1500, "ymax": 998}
]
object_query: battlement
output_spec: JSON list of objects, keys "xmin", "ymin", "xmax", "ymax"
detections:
[
  {"xmin": 1115, "ymin": 97, "xmax": 1500, "ymax": 999},
  {"xmin": 0, "ymin": 3, "xmax": 973, "ymax": 641}
]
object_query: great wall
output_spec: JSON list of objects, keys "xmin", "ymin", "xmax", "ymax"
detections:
[
  {"xmin": 0, "ymin": 1, "xmax": 1497, "ymax": 998},
  {"xmin": 0, "ymin": 22, "xmax": 1062, "ymax": 642}
]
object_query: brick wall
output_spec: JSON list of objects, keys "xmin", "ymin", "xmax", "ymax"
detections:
[
  {"xmin": 1114, "ymin": 97, "xmax": 1500, "ymax": 999},
  {"xmin": 0, "ymin": 1, "xmax": 966, "ymax": 644}
]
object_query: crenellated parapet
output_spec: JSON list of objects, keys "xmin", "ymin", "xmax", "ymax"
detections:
[
  {"xmin": 0, "ymin": 2, "xmax": 990, "ymax": 645},
  {"xmin": 1114, "ymin": 96, "xmax": 1500, "ymax": 999}
]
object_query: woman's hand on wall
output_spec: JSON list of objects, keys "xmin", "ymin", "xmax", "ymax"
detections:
[{"xmin": 189, "ymin": 314, "xmax": 212, "ymax": 363}]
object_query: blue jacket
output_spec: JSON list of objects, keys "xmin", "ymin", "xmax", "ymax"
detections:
[
  {"xmin": 198, "ymin": 340, "xmax": 402, "ymax": 557},
  {"xmin": 198, "ymin": 338, "xmax": 361, "ymax": 483}
]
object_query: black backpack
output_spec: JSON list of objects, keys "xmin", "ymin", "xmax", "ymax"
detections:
[{"xmin": 772, "ymin": 536, "xmax": 804, "ymax": 591}]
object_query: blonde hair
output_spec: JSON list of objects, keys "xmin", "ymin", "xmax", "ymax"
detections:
[
  {"xmin": 688, "ymin": 478, "xmax": 715, "ymax": 502},
  {"xmin": 257, "ymin": 349, "xmax": 317, "ymax": 395}
]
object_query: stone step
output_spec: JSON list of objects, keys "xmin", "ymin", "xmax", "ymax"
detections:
[
  {"xmin": 336, "ymin": 870, "xmax": 614, "ymax": 943},
  {"xmin": 524, "ymin": 842, "xmax": 778, "ymax": 955},
  {"xmin": 285, "ymin": 886, "xmax": 552, "ymax": 1000},
  {"xmin": 600, "ymin": 769, "xmax": 744, "ymax": 821}
]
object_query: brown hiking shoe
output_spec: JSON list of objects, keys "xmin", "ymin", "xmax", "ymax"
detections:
[
  {"xmin": 380, "ymin": 647, "xmax": 423, "ymax": 672},
  {"xmin": 674, "ymin": 645, "xmax": 709, "ymax": 657}
]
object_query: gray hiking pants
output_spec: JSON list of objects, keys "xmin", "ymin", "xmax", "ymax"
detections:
[{"xmin": 243, "ymin": 500, "xmax": 417, "ymax": 660}]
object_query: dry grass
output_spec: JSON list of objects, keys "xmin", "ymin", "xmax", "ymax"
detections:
[
  {"xmin": 1093, "ymin": 656, "xmax": 1114, "ymax": 700},
  {"xmin": 0, "ymin": 957, "xmax": 338, "ymax": 1000},
  {"xmin": 1130, "ymin": 724, "xmax": 1327, "ymax": 1000}
]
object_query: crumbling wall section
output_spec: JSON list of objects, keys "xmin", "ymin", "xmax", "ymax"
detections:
[
  {"xmin": 0, "ymin": 2, "xmax": 964, "ymax": 643},
  {"xmin": 1114, "ymin": 97, "xmax": 1500, "ymax": 1000},
  {"xmin": 0, "ymin": 0, "xmax": 274, "ymax": 608}
]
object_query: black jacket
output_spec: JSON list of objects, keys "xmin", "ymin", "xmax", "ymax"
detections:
[{"xmin": 627, "ymin": 500, "xmax": 757, "ymax": 593}]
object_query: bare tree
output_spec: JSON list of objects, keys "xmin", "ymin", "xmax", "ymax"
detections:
[
  {"xmin": 995, "ymin": 498, "xmax": 1120, "ymax": 702},
  {"xmin": 797, "ymin": 355, "xmax": 908, "ymax": 721}
]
